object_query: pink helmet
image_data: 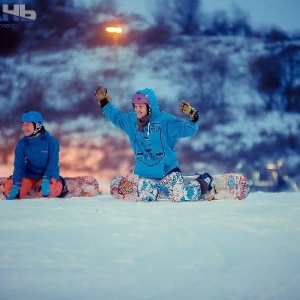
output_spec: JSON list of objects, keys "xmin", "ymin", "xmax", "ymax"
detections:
[{"xmin": 131, "ymin": 93, "xmax": 150, "ymax": 105}]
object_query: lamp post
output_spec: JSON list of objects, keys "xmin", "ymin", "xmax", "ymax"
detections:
[
  {"xmin": 105, "ymin": 26, "xmax": 123, "ymax": 99},
  {"xmin": 105, "ymin": 26, "xmax": 123, "ymax": 53}
]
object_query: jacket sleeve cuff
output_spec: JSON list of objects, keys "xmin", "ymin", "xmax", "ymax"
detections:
[{"xmin": 100, "ymin": 98, "xmax": 109, "ymax": 108}]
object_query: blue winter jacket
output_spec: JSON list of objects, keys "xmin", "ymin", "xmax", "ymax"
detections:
[
  {"xmin": 12, "ymin": 130, "xmax": 60, "ymax": 185},
  {"xmin": 102, "ymin": 88, "xmax": 198, "ymax": 179}
]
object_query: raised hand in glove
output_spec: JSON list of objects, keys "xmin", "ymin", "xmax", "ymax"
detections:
[
  {"xmin": 6, "ymin": 184, "xmax": 20, "ymax": 200},
  {"xmin": 94, "ymin": 85, "xmax": 111, "ymax": 108},
  {"xmin": 178, "ymin": 100, "xmax": 199, "ymax": 123}
]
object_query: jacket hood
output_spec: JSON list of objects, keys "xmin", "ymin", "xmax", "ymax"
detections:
[{"xmin": 135, "ymin": 88, "xmax": 161, "ymax": 119}]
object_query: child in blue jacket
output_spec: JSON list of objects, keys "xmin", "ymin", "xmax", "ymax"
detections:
[
  {"xmin": 95, "ymin": 86, "xmax": 215, "ymax": 201},
  {"xmin": 4, "ymin": 111, "xmax": 65, "ymax": 200}
]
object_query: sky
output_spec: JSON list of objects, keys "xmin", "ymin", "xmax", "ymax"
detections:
[{"xmin": 115, "ymin": 0, "xmax": 300, "ymax": 33}]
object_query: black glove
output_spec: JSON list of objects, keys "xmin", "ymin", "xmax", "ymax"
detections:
[
  {"xmin": 178, "ymin": 101, "xmax": 199, "ymax": 122},
  {"xmin": 94, "ymin": 85, "xmax": 111, "ymax": 108}
]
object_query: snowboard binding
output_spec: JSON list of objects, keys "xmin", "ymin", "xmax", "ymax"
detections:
[{"xmin": 196, "ymin": 172, "xmax": 216, "ymax": 201}]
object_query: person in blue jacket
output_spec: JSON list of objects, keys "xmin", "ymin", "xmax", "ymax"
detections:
[
  {"xmin": 4, "ymin": 111, "xmax": 66, "ymax": 200},
  {"xmin": 95, "ymin": 85, "xmax": 215, "ymax": 201}
]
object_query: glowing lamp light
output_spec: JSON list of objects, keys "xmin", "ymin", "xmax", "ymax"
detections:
[{"xmin": 106, "ymin": 26, "xmax": 123, "ymax": 34}]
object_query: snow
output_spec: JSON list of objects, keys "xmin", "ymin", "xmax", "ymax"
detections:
[{"xmin": 1, "ymin": 192, "xmax": 300, "ymax": 300}]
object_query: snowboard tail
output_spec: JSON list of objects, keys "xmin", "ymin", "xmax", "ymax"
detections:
[
  {"xmin": 110, "ymin": 173, "xmax": 250, "ymax": 201},
  {"xmin": 184, "ymin": 173, "xmax": 249, "ymax": 200},
  {"xmin": 0, "ymin": 176, "xmax": 99, "ymax": 199}
]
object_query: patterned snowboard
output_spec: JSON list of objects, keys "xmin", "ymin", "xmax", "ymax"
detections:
[
  {"xmin": 0, "ymin": 176, "xmax": 99, "ymax": 199},
  {"xmin": 110, "ymin": 173, "xmax": 250, "ymax": 201}
]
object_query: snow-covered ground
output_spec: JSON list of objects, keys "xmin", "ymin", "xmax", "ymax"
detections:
[{"xmin": 1, "ymin": 192, "xmax": 300, "ymax": 300}]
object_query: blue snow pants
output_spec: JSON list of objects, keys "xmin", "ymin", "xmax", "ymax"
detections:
[{"xmin": 137, "ymin": 170, "xmax": 202, "ymax": 202}]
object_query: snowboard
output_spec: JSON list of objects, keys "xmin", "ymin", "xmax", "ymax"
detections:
[
  {"xmin": 0, "ymin": 176, "xmax": 99, "ymax": 199},
  {"xmin": 110, "ymin": 173, "xmax": 250, "ymax": 201}
]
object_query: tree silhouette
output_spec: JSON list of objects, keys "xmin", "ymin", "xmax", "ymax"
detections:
[
  {"xmin": 250, "ymin": 44, "xmax": 300, "ymax": 112},
  {"xmin": 279, "ymin": 45, "xmax": 300, "ymax": 112},
  {"xmin": 151, "ymin": 0, "xmax": 202, "ymax": 35}
]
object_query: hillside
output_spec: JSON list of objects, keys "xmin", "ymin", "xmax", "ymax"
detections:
[{"xmin": 0, "ymin": 35, "xmax": 299, "ymax": 193}]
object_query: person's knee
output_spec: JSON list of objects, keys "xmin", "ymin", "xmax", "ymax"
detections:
[
  {"xmin": 37, "ymin": 178, "xmax": 63, "ymax": 198},
  {"xmin": 50, "ymin": 179, "xmax": 63, "ymax": 197},
  {"xmin": 137, "ymin": 179, "xmax": 158, "ymax": 201},
  {"xmin": 3, "ymin": 178, "xmax": 13, "ymax": 197}
]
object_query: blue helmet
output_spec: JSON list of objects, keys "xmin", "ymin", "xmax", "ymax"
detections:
[{"xmin": 20, "ymin": 111, "xmax": 44, "ymax": 125}]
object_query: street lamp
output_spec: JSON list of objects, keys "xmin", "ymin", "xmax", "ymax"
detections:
[
  {"xmin": 105, "ymin": 25, "xmax": 123, "ymax": 48},
  {"xmin": 106, "ymin": 26, "xmax": 123, "ymax": 34},
  {"xmin": 105, "ymin": 26, "xmax": 123, "ymax": 47}
]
